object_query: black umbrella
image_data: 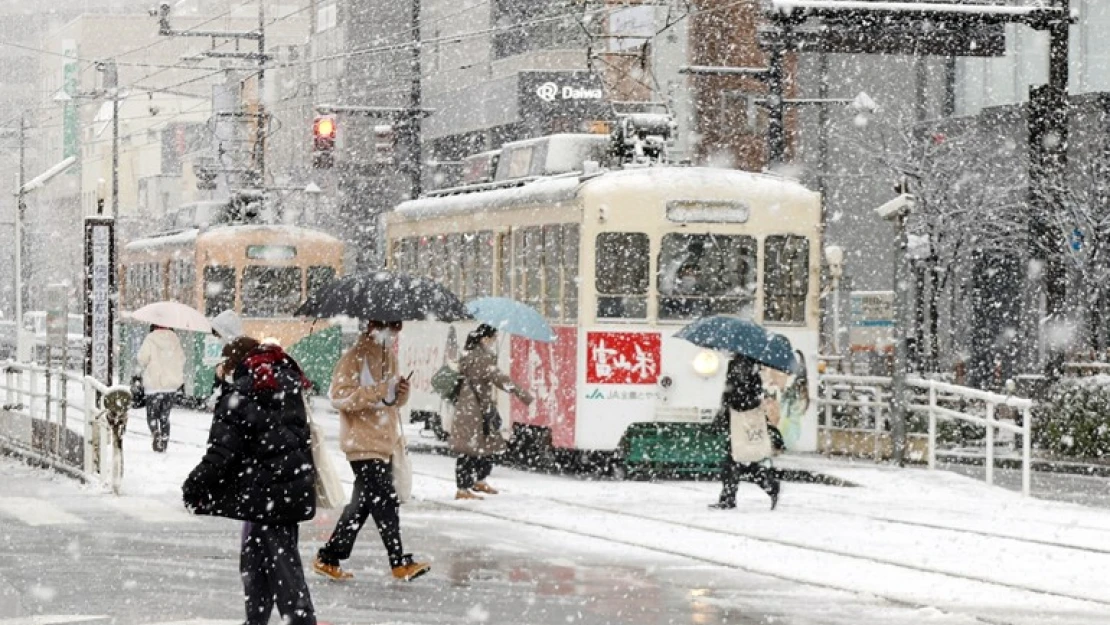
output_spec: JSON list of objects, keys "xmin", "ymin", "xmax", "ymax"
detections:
[{"xmin": 295, "ymin": 271, "xmax": 471, "ymax": 322}]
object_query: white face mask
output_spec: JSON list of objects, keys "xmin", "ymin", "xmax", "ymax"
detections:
[{"xmin": 370, "ymin": 329, "xmax": 397, "ymax": 347}]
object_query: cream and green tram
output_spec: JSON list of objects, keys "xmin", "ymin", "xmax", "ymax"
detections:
[{"xmin": 386, "ymin": 166, "xmax": 821, "ymax": 473}]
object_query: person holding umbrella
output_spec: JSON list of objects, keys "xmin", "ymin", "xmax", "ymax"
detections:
[
  {"xmin": 312, "ymin": 319, "xmax": 430, "ymax": 582},
  {"xmin": 673, "ymin": 315, "xmax": 798, "ymax": 511},
  {"xmin": 712, "ymin": 354, "xmax": 780, "ymax": 510},
  {"xmin": 135, "ymin": 324, "xmax": 185, "ymax": 452},
  {"xmin": 452, "ymin": 323, "xmax": 534, "ymax": 500}
]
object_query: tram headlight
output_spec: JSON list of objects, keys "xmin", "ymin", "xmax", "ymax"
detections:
[{"xmin": 691, "ymin": 350, "xmax": 720, "ymax": 378}]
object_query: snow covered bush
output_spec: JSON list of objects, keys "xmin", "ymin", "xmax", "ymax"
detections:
[{"xmin": 1033, "ymin": 376, "xmax": 1110, "ymax": 459}]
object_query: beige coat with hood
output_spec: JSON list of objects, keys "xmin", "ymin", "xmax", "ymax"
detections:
[
  {"xmin": 330, "ymin": 334, "xmax": 410, "ymax": 462},
  {"xmin": 451, "ymin": 346, "xmax": 532, "ymax": 457}
]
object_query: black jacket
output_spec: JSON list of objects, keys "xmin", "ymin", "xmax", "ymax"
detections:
[
  {"xmin": 722, "ymin": 355, "xmax": 763, "ymax": 412},
  {"xmin": 182, "ymin": 346, "xmax": 316, "ymax": 524}
]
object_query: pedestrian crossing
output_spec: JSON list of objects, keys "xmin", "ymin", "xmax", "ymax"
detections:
[{"xmin": 0, "ymin": 496, "xmax": 196, "ymax": 527}]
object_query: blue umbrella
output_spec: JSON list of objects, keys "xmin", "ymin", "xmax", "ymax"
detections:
[
  {"xmin": 674, "ymin": 315, "xmax": 799, "ymax": 373},
  {"xmin": 466, "ymin": 297, "xmax": 556, "ymax": 343}
]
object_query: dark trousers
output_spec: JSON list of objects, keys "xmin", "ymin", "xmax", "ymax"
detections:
[
  {"xmin": 719, "ymin": 457, "xmax": 779, "ymax": 505},
  {"xmin": 145, "ymin": 393, "xmax": 174, "ymax": 449},
  {"xmin": 456, "ymin": 455, "xmax": 494, "ymax": 490},
  {"xmin": 317, "ymin": 459, "xmax": 406, "ymax": 568},
  {"xmin": 241, "ymin": 522, "xmax": 316, "ymax": 625}
]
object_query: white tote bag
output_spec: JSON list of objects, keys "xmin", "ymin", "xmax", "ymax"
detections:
[
  {"xmin": 304, "ymin": 397, "xmax": 346, "ymax": 509},
  {"xmin": 392, "ymin": 418, "xmax": 413, "ymax": 504},
  {"xmin": 729, "ymin": 406, "xmax": 773, "ymax": 464}
]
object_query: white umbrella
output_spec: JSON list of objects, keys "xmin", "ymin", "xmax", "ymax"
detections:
[{"xmin": 130, "ymin": 301, "xmax": 213, "ymax": 333}]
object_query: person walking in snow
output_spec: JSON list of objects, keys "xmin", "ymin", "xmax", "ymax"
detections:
[
  {"xmin": 135, "ymin": 324, "xmax": 186, "ymax": 452},
  {"xmin": 312, "ymin": 320, "xmax": 430, "ymax": 582},
  {"xmin": 182, "ymin": 337, "xmax": 318, "ymax": 625},
  {"xmin": 711, "ymin": 354, "xmax": 780, "ymax": 511},
  {"xmin": 452, "ymin": 324, "xmax": 533, "ymax": 500}
]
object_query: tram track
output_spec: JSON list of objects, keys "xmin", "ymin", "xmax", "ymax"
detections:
[
  {"xmin": 411, "ymin": 467, "xmax": 1110, "ymax": 623},
  {"xmin": 654, "ymin": 480, "xmax": 1110, "ymax": 556}
]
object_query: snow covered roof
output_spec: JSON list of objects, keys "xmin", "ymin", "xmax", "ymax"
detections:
[
  {"xmin": 394, "ymin": 167, "xmax": 818, "ymax": 221},
  {"xmin": 198, "ymin": 224, "xmax": 343, "ymax": 247},
  {"xmin": 124, "ymin": 229, "xmax": 200, "ymax": 252}
]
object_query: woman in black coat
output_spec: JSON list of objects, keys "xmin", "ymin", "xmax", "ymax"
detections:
[
  {"xmin": 712, "ymin": 354, "xmax": 780, "ymax": 511},
  {"xmin": 183, "ymin": 338, "xmax": 317, "ymax": 625}
]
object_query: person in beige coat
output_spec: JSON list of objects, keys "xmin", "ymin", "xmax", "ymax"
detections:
[
  {"xmin": 312, "ymin": 320, "xmax": 430, "ymax": 582},
  {"xmin": 452, "ymin": 324, "xmax": 533, "ymax": 500}
]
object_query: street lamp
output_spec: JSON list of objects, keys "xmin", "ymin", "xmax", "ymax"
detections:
[
  {"xmin": 824, "ymin": 244, "xmax": 845, "ymax": 358},
  {"xmin": 875, "ymin": 192, "xmax": 916, "ymax": 466}
]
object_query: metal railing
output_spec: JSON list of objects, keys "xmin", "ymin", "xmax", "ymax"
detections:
[
  {"xmin": 818, "ymin": 373, "xmax": 1035, "ymax": 496},
  {"xmin": 1, "ymin": 361, "xmax": 130, "ymax": 492}
]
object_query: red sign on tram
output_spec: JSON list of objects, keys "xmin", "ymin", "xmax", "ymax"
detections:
[{"xmin": 585, "ymin": 331, "xmax": 661, "ymax": 385}]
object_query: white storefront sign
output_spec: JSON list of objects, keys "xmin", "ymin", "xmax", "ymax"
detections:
[{"xmin": 535, "ymin": 82, "xmax": 604, "ymax": 103}]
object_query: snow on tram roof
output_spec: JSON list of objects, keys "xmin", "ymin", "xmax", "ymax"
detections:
[
  {"xmin": 394, "ymin": 167, "xmax": 817, "ymax": 219},
  {"xmin": 198, "ymin": 224, "xmax": 342, "ymax": 245},
  {"xmin": 124, "ymin": 224, "xmax": 341, "ymax": 251}
]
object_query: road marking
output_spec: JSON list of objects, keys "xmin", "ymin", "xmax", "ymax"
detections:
[
  {"xmin": 107, "ymin": 497, "xmax": 196, "ymax": 524},
  {"xmin": 0, "ymin": 498, "xmax": 84, "ymax": 526},
  {"xmin": 0, "ymin": 617, "xmax": 108, "ymax": 625}
]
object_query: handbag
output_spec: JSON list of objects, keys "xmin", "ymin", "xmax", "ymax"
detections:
[
  {"xmin": 392, "ymin": 418, "xmax": 413, "ymax": 504},
  {"xmin": 468, "ymin": 380, "xmax": 501, "ymax": 436},
  {"xmin": 303, "ymin": 397, "xmax": 346, "ymax": 509},
  {"xmin": 431, "ymin": 363, "xmax": 463, "ymax": 403},
  {"xmin": 129, "ymin": 376, "xmax": 146, "ymax": 409},
  {"xmin": 729, "ymin": 407, "xmax": 773, "ymax": 464}
]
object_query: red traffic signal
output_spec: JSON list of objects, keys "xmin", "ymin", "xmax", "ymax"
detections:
[{"xmin": 313, "ymin": 115, "xmax": 337, "ymax": 169}]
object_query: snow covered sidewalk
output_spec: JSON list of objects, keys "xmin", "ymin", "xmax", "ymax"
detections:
[{"xmin": 112, "ymin": 402, "xmax": 1110, "ymax": 625}]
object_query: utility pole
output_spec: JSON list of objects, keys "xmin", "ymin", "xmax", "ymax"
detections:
[
  {"xmin": 15, "ymin": 113, "xmax": 26, "ymax": 358},
  {"xmin": 405, "ymin": 0, "xmax": 422, "ymax": 198},
  {"xmin": 157, "ymin": 3, "xmax": 269, "ymax": 189}
]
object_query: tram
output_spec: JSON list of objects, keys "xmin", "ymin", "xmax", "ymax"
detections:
[
  {"xmin": 385, "ymin": 130, "xmax": 821, "ymax": 474},
  {"xmin": 118, "ymin": 223, "xmax": 345, "ymax": 400}
]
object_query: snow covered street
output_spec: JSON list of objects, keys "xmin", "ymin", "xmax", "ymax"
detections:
[{"xmin": 2, "ymin": 403, "xmax": 1110, "ymax": 625}]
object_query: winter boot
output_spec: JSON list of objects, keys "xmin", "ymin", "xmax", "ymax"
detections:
[
  {"xmin": 455, "ymin": 489, "xmax": 483, "ymax": 500},
  {"xmin": 768, "ymin": 481, "xmax": 781, "ymax": 511},
  {"xmin": 391, "ymin": 555, "xmax": 430, "ymax": 581},
  {"xmin": 472, "ymin": 482, "xmax": 499, "ymax": 495},
  {"xmin": 708, "ymin": 500, "xmax": 736, "ymax": 510},
  {"xmin": 312, "ymin": 558, "xmax": 353, "ymax": 581}
]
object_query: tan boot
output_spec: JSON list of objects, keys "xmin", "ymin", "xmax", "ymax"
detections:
[
  {"xmin": 455, "ymin": 489, "xmax": 483, "ymax": 500},
  {"xmin": 312, "ymin": 558, "xmax": 353, "ymax": 581},
  {"xmin": 472, "ymin": 482, "xmax": 499, "ymax": 495},
  {"xmin": 392, "ymin": 560, "xmax": 431, "ymax": 581}
]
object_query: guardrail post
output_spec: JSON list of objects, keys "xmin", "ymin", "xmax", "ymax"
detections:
[
  {"xmin": 59, "ymin": 373, "xmax": 68, "ymax": 459},
  {"xmin": 1021, "ymin": 406, "xmax": 1032, "ymax": 496},
  {"xmin": 985, "ymin": 402, "xmax": 995, "ymax": 486},
  {"xmin": 823, "ymin": 381, "xmax": 833, "ymax": 428},
  {"xmin": 28, "ymin": 368, "xmax": 38, "ymax": 420},
  {"xmin": 927, "ymin": 382, "xmax": 937, "ymax": 470}
]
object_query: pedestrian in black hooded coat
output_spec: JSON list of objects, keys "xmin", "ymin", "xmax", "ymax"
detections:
[
  {"xmin": 711, "ymin": 354, "xmax": 780, "ymax": 511},
  {"xmin": 182, "ymin": 338, "xmax": 317, "ymax": 625}
]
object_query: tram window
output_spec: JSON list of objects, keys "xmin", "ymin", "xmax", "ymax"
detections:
[
  {"xmin": 446, "ymin": 234, "xmax": 462, "ymax": 296},
  {"xmin": 764, "ymin": 235, "xmax": 810, "ymax": 324},
  {"xmin": 595, "ymin": 232, "xmax": 649, "ymax": 319},
  {"xmin": 460, "ymin": 233, "xmax": 477, "ymax": 301},
  {"xmin": 203, "ymin": 266, "xmax": 237, "ymax": 316},
  {"xmin": 242, "ymin": 266, "xmax": 303, "ymax": 317},
  {"xmin": 415, "ymin": 237, "xmax": 429, "ymax": 277},
  {"xmin": 498, "ymin": 233, "xmax": 512, "ymax": 297},
  {"xmin": 512, "ymin": 229, "xmax": 527, "ymax": 301},
  {"xmin": 524, "ymin": 228, "xmax": 543, "ymax": 309},
  {"xmin": 658, "ymin": 233, "xmax": 756, "ymax": 320},
  {"xmin": 307, "ymin": 266, "xmax": 336, "ymax": 301},
  {"xmin": 543, "ymin": 225, "xmax": 564, "ymax": 320},
  {"xmin": 563, "ymin": 224, "xmax": 579, "ymax": 321},
  {"xmin": 476, "ymin": 231, "xmax": 495, "ymax": 298},
  {"xmin": 402, "ymin": 237, "xmax": 418, "ymax": 273}
]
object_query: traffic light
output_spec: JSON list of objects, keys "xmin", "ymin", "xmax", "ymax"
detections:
[
  {"xmin": 373, "ymin": 124, "xmax": 395, "ymax": 165},
  {"xmin": 313, "ymin": 115, "xmax": 337, "ymax": 169}
]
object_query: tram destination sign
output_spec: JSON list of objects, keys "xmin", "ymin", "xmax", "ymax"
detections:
[{"xmin": 84, "ymin": 217, "xmax": 116, "ymax": 382}]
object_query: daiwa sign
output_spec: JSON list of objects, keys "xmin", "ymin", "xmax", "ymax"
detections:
[{"xmin": 535, "ymin": 81, "xmax": 604, "ymax": 103}]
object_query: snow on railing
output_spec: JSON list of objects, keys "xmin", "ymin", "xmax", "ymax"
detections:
[
  {"xmin": 818, "ymin": 373, "xmax": 1035, "ymax": 496},
  {"xmin": 1, "ymin": 361, "xmax": 129, "ymax": 492},
  {"xmin": 772, "ymin": 0, "xmax": 1067, "ymax": 18}
]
